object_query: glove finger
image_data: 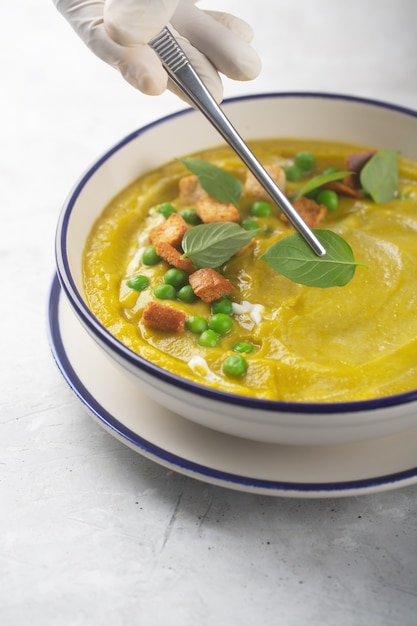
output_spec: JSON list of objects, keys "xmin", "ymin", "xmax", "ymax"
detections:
[
  {"xmin": 91, "ymin": 27, "xmax": 167, "ymax": 95},
  {"xmin": 164, "ymin": 32, "xmax": 223, "ymax": 103},
  {"xmin": 88, "ymin": 24, "xmax": 168, "ymax": 94},
  {"xmin": 171, "ymin": 3, "xmax": 261, "ymax": 81},
  {"xmin": 54, "ymin": 0, "xmax": 167, "ymax": 93},
  {"xmin": 203, "ymin": 11, "xmax": 255, "ymax": 44},
  {"xmin": 120, "ymin": 46, "xmax": 168, "ymax": 95},
  {"xmin": 104, "ymin": 0, "xmax": 180, "ymax": 46}
]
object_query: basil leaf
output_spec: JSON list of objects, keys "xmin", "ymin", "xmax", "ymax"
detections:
[
  {"xmin": 260, "ymin": 229, "xmax": 364, "ymax": 288},
  {"xmin": 180, "ymin": 158, "xmax": 242, "ymax": 207},
  {"xmin": 294, "ymin": 171, "xmax": 352, "ymax": 200},
  {"xmin": 182, "ymin": 222, "xmax": 257, "ymax": 268},
  {"xmin": 359, "ymin": 149, "xmax": 399, "ymax": 203}
]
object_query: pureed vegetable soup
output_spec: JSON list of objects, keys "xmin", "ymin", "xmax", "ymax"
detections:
[{"xmin": 83, "ymin": 139, "xmax": 417, "ymax": 402}]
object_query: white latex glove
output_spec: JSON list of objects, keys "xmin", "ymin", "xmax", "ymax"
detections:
[{"xmin": 53, "ymin": 0, "xmax": 261, "ymax": 102}]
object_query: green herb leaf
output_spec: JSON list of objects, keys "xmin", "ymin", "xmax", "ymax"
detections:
[
  {"xmin": 180, "ymin": 158, "xmax": 242, "ymax": 207},
  {"xmin": 294, "ymin": 171, "xmax": 352, "ymax": 200},
  {"xmin": 182, "ymin": 222, "xmax": 257, "ymax": 268},
  {"xmin": 359, "ymin": 149, "xmax": 399, "ymax": 203},
  {"xmin": 260, "ymin": 229, "xmax": 365, "ymax": 287}
]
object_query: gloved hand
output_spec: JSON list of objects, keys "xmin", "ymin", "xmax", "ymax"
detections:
[{"xmin": 53, "ymin": 0, "xmax": 261, "ymax": 102}]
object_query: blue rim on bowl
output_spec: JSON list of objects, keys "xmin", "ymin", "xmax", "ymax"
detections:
[{"xmin": 55, "ymin": 92, "xmax": 417, "ymax": 417}]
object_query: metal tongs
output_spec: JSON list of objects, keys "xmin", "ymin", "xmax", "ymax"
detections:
[{"xmin": 149, "ymin": 28, "xmax": 326, "ymax": 257}]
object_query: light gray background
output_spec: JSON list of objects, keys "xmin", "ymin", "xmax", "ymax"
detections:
[{"xmin": 2, "ymin": 1, "xmax": 417, "ymax": 624}]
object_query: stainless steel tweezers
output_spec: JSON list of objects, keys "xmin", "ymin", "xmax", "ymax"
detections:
[{"xmin": 149, "ymin": 27, "xmax": 326, "ymax": 257}]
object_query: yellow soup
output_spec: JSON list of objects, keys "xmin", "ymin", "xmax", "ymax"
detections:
[{"xmin": 83, "ymin": 139, "xmax": 417, "ymax": 402}]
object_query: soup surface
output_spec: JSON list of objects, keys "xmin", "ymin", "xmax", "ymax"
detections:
[{"xmin": 83, "ymin": 139, "xmax": 417, "ymax": 401}]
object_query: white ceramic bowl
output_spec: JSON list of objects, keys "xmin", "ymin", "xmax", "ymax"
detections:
[{"xmin": 55, "ymin": 92, "xmax": 417, "ymax": 445}]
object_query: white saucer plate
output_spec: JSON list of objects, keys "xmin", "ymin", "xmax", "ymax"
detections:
[{"xmin": 48, "ymin": 276, "xmax": 417, "ymax": 498}]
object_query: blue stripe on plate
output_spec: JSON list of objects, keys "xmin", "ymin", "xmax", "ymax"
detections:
[{"xmin": 47, "ymin": 274, "xmax": 417, "ymax": 497}]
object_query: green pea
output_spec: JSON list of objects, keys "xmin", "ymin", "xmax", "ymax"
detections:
[
  {"xmin": 233, "ymin": 341, "xmax": 254, "ymax": 354},
  {"xmin": 186, "ymin": 315, "xmax": 208, "ymax": 334},
  {"xmin": 179, "ymin": 208, "xmax": 200, "ymax": 224},
  {"xmin": 250, "ymin": 201, "xmax": 273, "ymax": 217},
  {"xmin": 126, "ymin": 275, "xmax": 150, "ymax": 291},
  {"xmin": 177, "ymin": 285, "xmax": 197, "ymax": 303},
  {"xmin": 158, "ymin": 202, "xmax": 176, "ymax": 218},
  {"xmin": 142, "ymin": 246, "xmax": 161, "ymax": 266},
  {"xmin": 164, "ymin": 268, "xmax": 188, "ymax": 289},
  {"xmin": 241, "ymin": 218, "xmax": 259, "ymax": 231},
  {"xmin": 284, "ymin": 165, "xmax": 302, "ymax": 182},
  {"xmin": 198, "ymin": 329, "xmax": 220, "ymax": 347},
  {"xmin": 316, "ymin": 189, "xmax": 339, "ymax": 211},
  {"xmin": 211, "ymin": 297, "xmax": 233, "ymax": 315},
  {"xmin": 295, "ymin": 151, "xmax": 315, "ymax": 173},
  {"xmin": 154, "ymin": 284, "xmax": 176, "ymax": 300},
  {"xmin": 222, "ymin": 354, "xmax": 248, "ymax": 377},
  {"xmin": 208, "ymin": 313, "xmax": 233, "ymax": 335}
]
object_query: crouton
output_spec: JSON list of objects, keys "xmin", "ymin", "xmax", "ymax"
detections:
[
  {"xmin": 149, "ymin": 212, "xmax": 188, "ymax": 247},
  {"xmin": 178, "ymin": 174, "xmax": 209, "ymax": 205},
  {"xmin": 142, "ymin": 301, "xmax": 186, "ymax": 333},
  {"xmin": 189, "ymin": 268, "xmax": 234, "ymax": 303},
  {"xmin": 195, "ymin": 197, "xmax": 240, "ymax": 223},
  {"xmin": 345, "ymin": 150, "xmax": 376, "ymax": 189},
  {"xmin": 244, "ymin": 164, "xmax": 286, "ymax": 200},
  {"xmin": 280, "ymin": 196, "xmax": 327, "ymax": 228},
  {"xmin": 155, "ymin": 241, "xmax": 195, "ymax": 274},
  {"xmin": 322, "ymin": 181, "xmax": 363, "ymax": 198}
]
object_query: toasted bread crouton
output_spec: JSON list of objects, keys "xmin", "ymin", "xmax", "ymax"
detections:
[
  {"xmin": 322, "ymin": 181, "xmax": 363, "ymax": 198},
  {"xmin": 244, "ymin": 164, "xmax": 286, "ymax": 200},
  {"xmin": 149, "ymin": 212, "xmax": 188, "ymax": 247},
  {"xmin": 178, "ymin": 175, "xmax": 209, "ymax": 205},
  {"xmin": 195, "ymin": 197, "xmax": 240, "ymax": 223},
  {"xmin": 142, "ymin": 301, "xmax": 186, "ymax": 333},
  {"xmin": 155, "ymin": 241, "xmax": 195, "ymax": 274},
  {"xmin": 189, "ymin": 268, "xmax": 234, "ymax": 303},
  {"xmin": 345, "ymin": 150, "xmax": 376, "ymax": 189},
  {"xmin": 280, "ymin": 196, "xmax": 327, "ymax": 228}
]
